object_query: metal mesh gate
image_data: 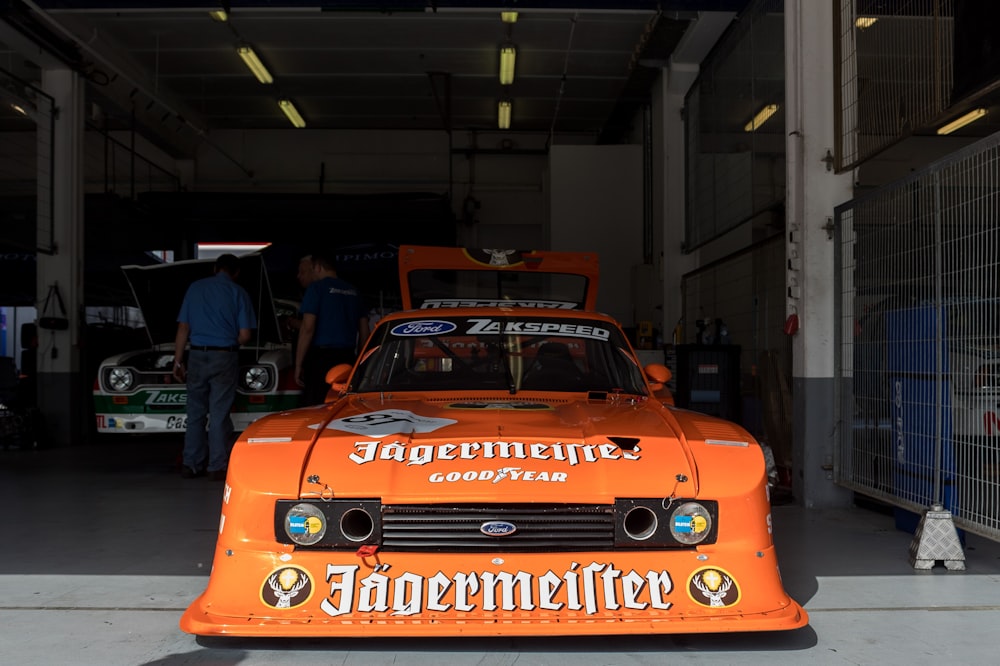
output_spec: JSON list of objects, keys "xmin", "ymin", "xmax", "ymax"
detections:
[
  {"xmin": 835, "ymin": 132, "xmax": 1000, "ymax": 541},
  {"xmin": 684, "ymin": 0, "xmax": 785, "ymax": 251},
  {"xmin": 834, "ymin": 0, "xmax": 955, "ymax": 172}
]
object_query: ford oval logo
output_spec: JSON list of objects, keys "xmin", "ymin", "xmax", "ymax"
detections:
[
  {"xmin": 390, "ymin": 320, "xmax": 457, "ymax": 336},
  {"xmin": 480, "ymin": 521, "xmax": 518, "ymax": 537}
]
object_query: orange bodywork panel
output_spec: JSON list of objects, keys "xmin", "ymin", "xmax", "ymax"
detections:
[{"xmin": 180, "ymin": 248, "xmax": 805, "ymax": 638}]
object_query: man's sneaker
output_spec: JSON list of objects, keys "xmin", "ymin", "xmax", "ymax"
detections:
[
  {"xmin": 181, "ymin": 466, "xmax": 205, "ymax": 479},
  {"xmin": 209, "ymin": 469, "xmax": 227, "ymax": 481}
]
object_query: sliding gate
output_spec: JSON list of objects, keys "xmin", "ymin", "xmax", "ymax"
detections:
[{"xmin": 835, "ymin": 133, "xmax": 1000, "ymax": 543}]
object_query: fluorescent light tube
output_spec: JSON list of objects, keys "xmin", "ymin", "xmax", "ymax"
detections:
[
  {"xmin": 498, "ymin": 100, "xmax": 511, "ymax": 129},
  {"xmin": 936, "ymin": 108, "xmax": 987, "ymax": 135},
  {"xmin": 279, "ymin": 99, "xmax": 306, "ymax": 128},
  {"xmin": 499, "ymin": 45, "xmax": 516, "ymax": 85},
  {"xmin": 238, "ymin": 45, "xmax": 273, "ymax": 85},
  {"xmin": 744, "ymin": 103, "xmax": 778, "ymax": 132}
]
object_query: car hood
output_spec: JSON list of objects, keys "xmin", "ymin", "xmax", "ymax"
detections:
[
  {"xmin": 282, "ymin": 396, "xmax": 714, "ymax": 503},
  {"xmin": 122, "ymin": 253, "xmax": 283, "ymax": 347}
]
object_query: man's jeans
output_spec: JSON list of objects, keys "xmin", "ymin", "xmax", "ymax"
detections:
[{"xmin": 182, "ymin": 350, "xmax": 239, "ymax": 472}]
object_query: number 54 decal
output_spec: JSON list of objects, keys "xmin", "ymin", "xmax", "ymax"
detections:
[{"xmin": 321, "ymin": 409, "xmax": 457, "ymax": 437}]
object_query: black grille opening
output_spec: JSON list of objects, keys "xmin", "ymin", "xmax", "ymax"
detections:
[{"xmin": 380, "ymin": 504, "xmax": 615, "ymax": 553}]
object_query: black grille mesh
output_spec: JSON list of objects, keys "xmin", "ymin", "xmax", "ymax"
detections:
[{"xmin": 381, "ymin": 504, "xmax": 615, "ymax": 552}]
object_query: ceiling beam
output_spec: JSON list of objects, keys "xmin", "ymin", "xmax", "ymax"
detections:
[{"xmin": 30, "ymin": 1, "xmax": 752, "ymax": 11}]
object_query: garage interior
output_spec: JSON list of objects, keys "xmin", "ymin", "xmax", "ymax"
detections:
[{"xmin": 3, "ymin": 0, "xmax": 1000, "ymax": 661}]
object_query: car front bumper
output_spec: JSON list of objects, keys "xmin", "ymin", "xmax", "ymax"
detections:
[{"xmin": 180, "ymin": 541, "xmax": 807, "ymax": 637}]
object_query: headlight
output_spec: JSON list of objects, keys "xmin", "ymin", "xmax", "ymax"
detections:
[
  {"xmin": 284, "ymin": 503, "xmax": 327, "ymax": 546},
  {"xmin": 615, "ymin": 498, "xmax": 716, "ymax": 548},
  {"xmin": 242, "ymin": 366, "xmax": 272, "ymax": 391},
  {"xmin": 669, "ymin": 501, "xmax": 713, "ymax": 545},
  {"xmin": 275, "ymin": 499, "xmax": 383, "ymax": 549},
  {"xmin": 107, "ymin": 368, "xmax": 134, "ymax": 392}
]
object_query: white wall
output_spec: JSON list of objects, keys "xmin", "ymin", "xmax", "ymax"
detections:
[{"xmin": 550, "ymin": 145, "xmax": 644, "ymax": 325}]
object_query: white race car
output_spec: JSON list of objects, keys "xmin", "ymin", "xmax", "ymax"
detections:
[{"xmin": 93, "ymin": 254, "xmax": 301, "ymax": 434}]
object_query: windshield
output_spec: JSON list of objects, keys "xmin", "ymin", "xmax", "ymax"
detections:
[{"xmin": 352, "ymin": 315, "xmax": 648, "ymax": 394}]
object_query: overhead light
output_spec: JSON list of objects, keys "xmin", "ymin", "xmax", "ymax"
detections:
[
  {"xmin": 499, "ymin": 45, "xmax": 516, "ymax": 85},
  {"xmin": 208, "ymin": 10, "xmax": 228, "ymax": 22},
  {"xmin": 279, "ymin": 98, "xmax": 306, "ymax": 128},
  {"xmin": 501, "ymin": 11, "xmax": 518, "ymax": 23},
  {"xmin": 744, "ymin": 103, "xmax": 778, "ymax": 132},
  {"xmin": 855, "ymin": 16, "xmax": 877, "ymax": 29},
  {"xmin": 237, "ymin": 45, "xmax": 273, "ymax": 84},
  {"xmin": 10, "ymin": 103, "xmax": 28, "ymax": 116},
  {"xmin": 498, "ymin": 100, "xmax": 511, "ymax": 129},
  {"xmin": 936, "ymin": 108, "xmax": 987, "ymax": 135}
]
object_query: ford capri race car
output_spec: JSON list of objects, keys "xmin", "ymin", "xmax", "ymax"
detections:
[
  {"xmin": 93, "ymin": 254, "xmax": 301, "ymax": 434},
  {"xmin": 181, "ymin": 246, "xmax": 806, "ymax": 637}
]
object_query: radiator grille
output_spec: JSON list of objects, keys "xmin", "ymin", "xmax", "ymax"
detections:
[{"xmin": 381, "ymin": 504, "xmax": 615, "ymax": 552}]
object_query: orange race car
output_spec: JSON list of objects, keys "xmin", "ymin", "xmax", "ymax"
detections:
[{"xmin": 180, "ymin": 246, "xmax": 807, "ymax": 637}]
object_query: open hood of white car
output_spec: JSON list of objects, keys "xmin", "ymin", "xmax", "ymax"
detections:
[{"xmin": 122, "ymin": 253, "xmax": 284, "ymax": 348}]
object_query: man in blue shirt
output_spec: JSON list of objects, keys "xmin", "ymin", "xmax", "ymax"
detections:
[
  {"xmin": 294, "ymin": 252, "xmax": 369, "ymax": 405},
  {"xmin": 172, "ymin": 254, "xmax": 256, "ymax": 480}
]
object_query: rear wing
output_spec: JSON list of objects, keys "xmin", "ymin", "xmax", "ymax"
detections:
[{"xmin": 398, "ymin": 246, "xmax": 600, "ymax": 311}]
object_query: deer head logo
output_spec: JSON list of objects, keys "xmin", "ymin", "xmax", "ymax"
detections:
[
  {"xmin": 261, "ymin": 566, "xmax": 313, "ymax": 609},
  {"xmin": 689, "ymin": 568, "xmax": 739, "ymax": 608},
  {"xmin": 483, "ymin": 249, "xmax": 517, "ymax": 266}
]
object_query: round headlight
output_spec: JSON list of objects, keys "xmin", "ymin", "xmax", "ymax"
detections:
[
  {"xmin": 243, "ymin": 366, "xmax": 271, "ymax": 391},
  {"xmin": 107, "ymin": 368, "xmax": 134, "ymax": 392},
  {"xmin": 669, "ymin": 502, "xmax": 713, "ymax": 545},
  {"xmin": 284, "ymin": 503, "xmax": 327, "ymax": 546}
]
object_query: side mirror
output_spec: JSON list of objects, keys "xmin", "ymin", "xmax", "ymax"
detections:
[
  {"xmin": 325, "ymin": 363, "xmax": 353, "ymax": 394},
  {"xmin": 644, "ymin": 363, "xmax": 674, "ymax": 405},
  {"xmin": 644, "ymin": 363, "xmax": 672, "ymax": 387}
]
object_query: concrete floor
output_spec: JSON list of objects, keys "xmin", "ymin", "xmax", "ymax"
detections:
[{"xmin": 3, "ymin": 436, "xmax": 1000, "ymax": 666}]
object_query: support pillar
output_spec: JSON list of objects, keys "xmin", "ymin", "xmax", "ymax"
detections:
[
  {"xmin": 659, "ymin": 64, "xmax": 698, "ymax": 340},
  {"xmin": 36, "ymin": 67, "xmax": 87, "ymax": 447},
  {"xmin": 785, "ymin": 1, "xmax": 853, "ymax": 507}
]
